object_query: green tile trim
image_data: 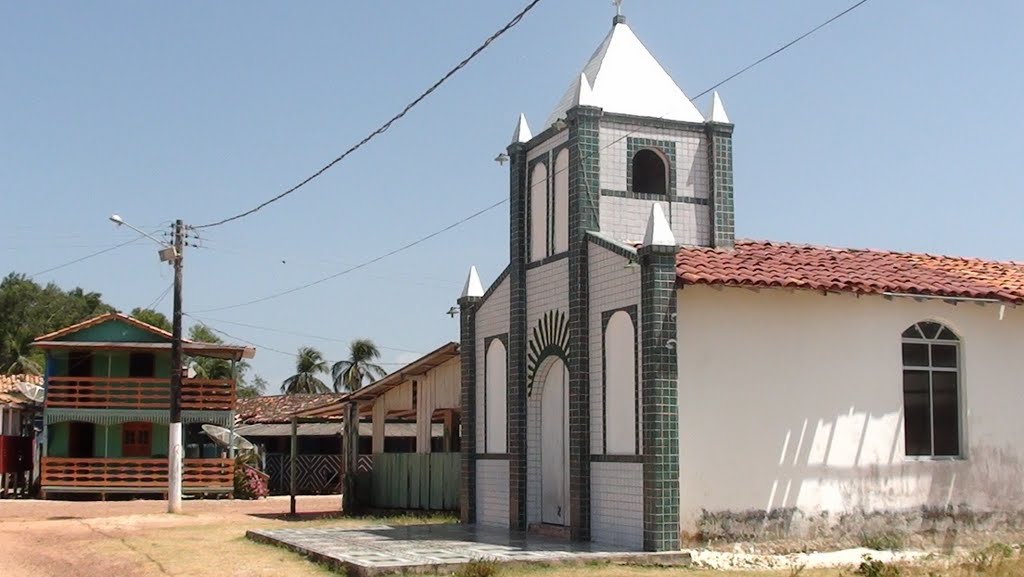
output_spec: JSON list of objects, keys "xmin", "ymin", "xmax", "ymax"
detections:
[
  {"xmin": 458, "ymin": 294, "xmax": 481, "ymax": 524},
  {"xmin": 600, "ymin": 188, "xmax": 708, "ymax": 205},
  {"xmin": 626, "ymin": 137, "xmax": 677, "ymax": 197},
  {"xmin": 638, "ymin": 245, "xmax": 680, "ymax": 552}
]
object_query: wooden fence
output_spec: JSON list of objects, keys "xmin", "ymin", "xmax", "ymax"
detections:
[
  {"xmin": 369, "ymin": 453, "xmax": 459, "ymax": 511},
  {"xmin": 40, "ymin": 457, "xmax": 233, "ymax": 493},
  {"xmin": 45, "ymin": 377, "xmax": 234, "ymax": 411}
]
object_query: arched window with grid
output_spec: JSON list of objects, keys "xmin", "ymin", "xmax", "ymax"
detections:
[{"xmin": 901, "ymin": 321, "xmax": 961, "ymax": 458}]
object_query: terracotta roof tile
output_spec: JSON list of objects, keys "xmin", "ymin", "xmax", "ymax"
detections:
[
  {"xmin": 676, "ymin": 240, "xmax": 1024, "ymax": 303},
  {"xmin": 235, "ymin": 394, "xmax": 347, "ymax": 424},
  {"xmin": 0, "ymin": 374, "xmax": 42, "ymax": 395}
]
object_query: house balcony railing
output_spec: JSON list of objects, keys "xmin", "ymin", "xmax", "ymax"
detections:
[
  {"xmin": 45, "ymin": 377, "xmax": 234, "ymax": 411},
  {"xmin": 40, "ymin": 457, "xmax": 233, "ymax": 494}
]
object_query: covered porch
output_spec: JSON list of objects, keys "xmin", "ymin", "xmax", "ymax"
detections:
[{"xmin": 297, "ymin": 342, "xmax": 462, "ymax": 512}]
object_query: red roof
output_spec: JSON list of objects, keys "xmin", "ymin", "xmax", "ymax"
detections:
[
  {"xmin": 676, "ymin": 241, "xmax": 1024, "ymax": 304},
  {"xmin": 235, "ymin": 394, "xmax": 347, "ymax": 424}
]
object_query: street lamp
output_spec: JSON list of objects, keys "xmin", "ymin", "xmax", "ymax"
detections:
[{"xmin": 109, "ymin": 214, "xmax": 186, "ymax": 514}]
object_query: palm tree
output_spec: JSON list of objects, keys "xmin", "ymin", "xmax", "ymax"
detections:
[
  {"xmin": 331, "ymin": 339, "xmax": 387, "ymax": 393},
  {"xmin": 281, "ymin": 346, "xmax": 330, "ymax": 394}
]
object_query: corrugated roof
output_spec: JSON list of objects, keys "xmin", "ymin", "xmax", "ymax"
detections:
[{"xmin": 676, "ymin": 240, "xmax": 1024, "ymax": 303}]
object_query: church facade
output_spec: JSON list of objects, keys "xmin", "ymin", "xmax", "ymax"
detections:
[{"xmin": 457, "ymin": 14, "xmax": 1024, "ymax": 552}]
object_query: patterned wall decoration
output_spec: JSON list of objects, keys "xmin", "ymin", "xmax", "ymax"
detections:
[
  {"xmin": 526, "ymin": 309, "xmax": 570, "ymax": 397},
  {"xmin": 265, "ymin": 454, "xmax": 344, "ymax": 495}
]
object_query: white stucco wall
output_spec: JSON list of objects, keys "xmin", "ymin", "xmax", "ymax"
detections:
[{"xmin": 677, "ymin": 285, "xmax": 1024, "ymax": 534}]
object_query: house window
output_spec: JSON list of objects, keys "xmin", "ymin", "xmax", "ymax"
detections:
[
  {"xmin": 631, "ymin": 149, "xmax": 667, "ymax": 195},
  {"xmin": 129, "ymin": 352, "xmax": 155, "ymax": 378},
  {"xmin": 902, "ymin": 321, "xmax": 961, "ymax": 457}
]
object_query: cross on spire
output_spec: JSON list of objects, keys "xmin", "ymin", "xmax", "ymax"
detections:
[{"xmin": 613, "ymin": 0, "xmax": 623, "ymax": 16}]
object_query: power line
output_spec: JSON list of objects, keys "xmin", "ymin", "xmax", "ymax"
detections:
[
  {"xmin": 191, "ymin": 197, "xmax": 507, "ymax": 313},
  {"xmin": 29, "ymin": 236, "xmax": 146, "ymax": 278},
  {"xmin": 186, "ymin": 314, "xmax": 410, "ymax": 367},
  {"xmin": 145, "ymin": 283, "xmax": 174, "ymax": 311},
  {"xmin": 690, "ymin": 0, "xmax": 869, "ymax": 101},
  {"xmin": 187, "ymin": 0, "xmax": 868, "ymax": 313},
  {"xmin": 191, "ymin": 315, "xmax": 424, "ymax": 355},
  {"xmin": 194, "ymin": 0, "xmax": 544, "ymax": 230},
  {"xmin": 192, "ymin": 242, "xmax": 461, "ymax": 289}
]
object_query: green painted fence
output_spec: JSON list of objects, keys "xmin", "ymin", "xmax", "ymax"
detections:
[{"xmin": 370, "ymin": 453, "xmax": 459, "ymax": 511}]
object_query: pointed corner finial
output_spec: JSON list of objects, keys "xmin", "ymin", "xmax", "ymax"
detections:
[
  {"xmin": 461, "ymin": 266, "xmax": 484, "ymax": 299},
  {"xmin": 706, "ymin": 91, "xmax": 731, "ymax": 124},
  {"xmin": 575, "ymin": 72, "xmax": 595, "ymax": 107},
  {"xmin": 511, "ymin": 113, "xmax": 532, "ymax": 144},
  {"xmin": 643, "ymin": 204, "xmax": 676, "ymax": 247}
]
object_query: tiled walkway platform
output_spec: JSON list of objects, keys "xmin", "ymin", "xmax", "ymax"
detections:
[{"xmin": 248, "ymin": 524, "xmax": 691, "ymax": 576}]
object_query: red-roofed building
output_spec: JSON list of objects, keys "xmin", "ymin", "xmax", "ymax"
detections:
[{"xmin": 455, "ymin": 12, "xmax": 1024, "ymax": 552}]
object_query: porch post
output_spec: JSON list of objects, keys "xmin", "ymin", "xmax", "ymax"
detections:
[{"xmin": 289, "ymin": 416, "xmax": 297, "ymax": 515}]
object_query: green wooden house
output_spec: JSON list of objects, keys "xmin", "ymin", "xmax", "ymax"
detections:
[{"xmin": 31, "ymin": 312, "xmax": 254, "ymax": 499}]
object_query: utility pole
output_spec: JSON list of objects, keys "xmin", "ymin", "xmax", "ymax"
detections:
[{"xmin": 168, "ymin": 219, "xmax": 185, "ymax": 513}]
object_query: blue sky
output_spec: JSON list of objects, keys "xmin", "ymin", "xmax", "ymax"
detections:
[{"xmin": 4, "ymin": 1, "xmax": 1023, "ymax": 388}]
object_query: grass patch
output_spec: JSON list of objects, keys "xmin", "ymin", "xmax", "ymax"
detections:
[{"xmin": 456, "ymin": 559, "xmax": 500, "ymax": 577}]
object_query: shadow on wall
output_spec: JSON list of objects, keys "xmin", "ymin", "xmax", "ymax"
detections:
[{"xmin": 696, "ymin": 405, "xmax": 1024, "ymax": 542}]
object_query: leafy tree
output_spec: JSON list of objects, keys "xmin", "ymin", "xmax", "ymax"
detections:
[
  {"xmin": 331, "ymin": 338, "xmax": 387, "ymax": 393},
  {"xmin": 186, "ymin": 324, "xmax": 250, "ymax": 389},
  {"xmin": 130, "ymin": 307, "xmax": 171, "ymax": 331},
  {"xmin": 282, "ymin": 347, "xmax": 330, "ymax": 394},
  {"xmin": 238, "ymin": 374, "xmax": 267, "ymax": 399},
  {"xmin": 0, "ymin": 273, "xmax": 114, "ymax": 373}
]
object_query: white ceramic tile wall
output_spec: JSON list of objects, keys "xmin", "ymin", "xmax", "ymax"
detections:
[
  {"xmin": 476, "ymin": 459, "xmax": 511, "ymax": 528},
  {"xmin": 600, "ymin": 197, "xmax": 708, "ymax": 247},
  {"xmin": 591, "ymin": 461, "xmax": 644, "ymax": 548},
  {"xmin": 524, "ymin": 258, "xmax": 569, "ymax": 524},
  {"xmin": 527, "ymin": 130, "xmax": 569, "ymax": 164},
  {"xmin": 598, "ymin": 122, "xmax": 708, "ymax": 198},
  {"xmin": 475, "ymin": 276, "xmax": 510, "ymax": 451},
  {"xmin": 588, "ymin": 241, "xmax": 642, "ymax": 455}
]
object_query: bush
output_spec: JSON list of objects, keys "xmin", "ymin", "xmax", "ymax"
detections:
[
  {"xmin": 233, "ymin": 454, "xmax": 269, "ymax": 500},
  {"xmin": 856, "ymin": 554, "xmax": 901, "ymax": 577},
  {"xmin": 966, "ymin": 543, "xmax": 1015, "ymax": 573},
  {"xmin": 455, "ymin": 560, "xmax": 499, "ymax": 577},
  {"xmin": 861, "ymin": 531, "xmax": 906, "ymax": 551}
]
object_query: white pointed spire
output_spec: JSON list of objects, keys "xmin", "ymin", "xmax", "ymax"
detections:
[
  {"xmin": 511, "ymin": 113, "xmax": 532, "ymax": 144},
  {"xmin": 643, "ymin": 203, "xmax": 676, "ymax": 247},
  {"xmin": 461, "ymin": 266, "xmax": 484, "ymax": 299},
  {"xmin": 706, "ymin": 91, "xmax": 730, "ymax": 124},
  {"xmin": 545, "ymin": 20, "xmax": 704, "ymax": 126},
  {"xmin": 575, "ymin": 73, "xmax": 595, "ymax": 107}
]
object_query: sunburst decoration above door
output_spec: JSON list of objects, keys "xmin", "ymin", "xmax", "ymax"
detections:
[{"xmin": 527, "ymin": 309, "xmax": 570, "ymax": 397}]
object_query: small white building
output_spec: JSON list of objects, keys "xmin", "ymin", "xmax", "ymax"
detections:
[{"xmin": 456, "ymin": 11, "xmax": 1024, "ymax": 552}]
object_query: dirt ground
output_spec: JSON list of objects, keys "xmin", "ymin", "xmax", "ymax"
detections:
[
  {"xmin": 2, "ymin": 497, "xmax": 1022, "ymax": 577},
  {"xmin": 0, "ymin": 496, "xmax": 350, "ymax": 577}
]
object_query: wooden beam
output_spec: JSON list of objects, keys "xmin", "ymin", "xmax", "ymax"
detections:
[{"xmin": 289, "ymin": 417, "xmax": 297, "ymax": 516}]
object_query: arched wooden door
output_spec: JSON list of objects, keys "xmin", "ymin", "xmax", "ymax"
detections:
[{"xmin": 540, "ymin": 358, "xmax": 569, "ymax": 525}]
